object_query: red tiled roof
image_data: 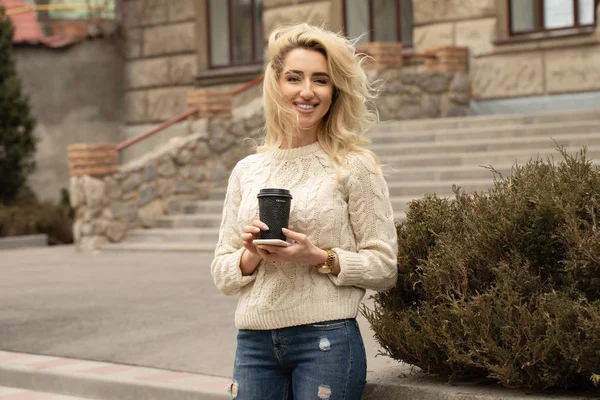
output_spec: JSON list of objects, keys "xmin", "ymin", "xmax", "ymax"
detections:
[{"xmin": 0, "ymin": 0, "xmax": 83, "ymax": 47}]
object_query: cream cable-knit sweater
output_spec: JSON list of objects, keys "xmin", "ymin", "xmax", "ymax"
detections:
[{"xmin": 211, "ymin": 141, "xmax": 398, "ymax": 330}]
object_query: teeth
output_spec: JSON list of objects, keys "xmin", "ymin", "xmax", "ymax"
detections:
[{"xmin": 296, "ymin": 104, "xmax": 314, "ymax": 109}]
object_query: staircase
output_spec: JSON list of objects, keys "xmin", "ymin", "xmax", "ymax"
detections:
[{"xmin": 101, "ymin": 108, "xmax": 600, "ymax": 252}]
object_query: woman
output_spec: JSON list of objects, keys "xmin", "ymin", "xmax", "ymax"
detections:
[{"xmin": 211, "ymin": 23, "xmax": 398, "ymax": 400}]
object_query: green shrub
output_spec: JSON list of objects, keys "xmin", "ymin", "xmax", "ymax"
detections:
[
  {"xmin": 364, "ymin": 147, "xmax": 600, "ymax": 391},
  {"xmin": 0, "ymin": 6, "xmax": 37, "ymax": 205}
]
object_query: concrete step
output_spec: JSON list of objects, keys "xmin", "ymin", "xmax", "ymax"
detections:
[
  {"xmin": 381, "ymin": 145, "xmax": 600, "ymax": 169},
  {"xmin": 382, "ymin": 164, "xmax": 510, "ymax": 182},
  {"xmin": 368, "ymin": 108, "xmax": 600, "ymax": 133},
  {"xmin": 208, "ymin": 188, "xmax": 227, "ymax": 200},
  {"xmin": 156, "ymin": 214, "xmax": 223, "ymax": 229},
  {"xmin": 369, "ymin": 120, "xmax": 599, "ymax": 145},
  {"xmin": 0, "ymin": 350, "xmax": 229, "ymax": 400},
  {"xmin": 371, "ymin": 131, "xmax": 600, "ymax": 156},
  {"xmin": 388, "ymin": 179, "xmax": 492, "ymax": 197},
  {"xmin": 181, "ymin": 199, "xmax": 225, "ymax": 214},
  {"xmin": 101, "ymin": 242, "xmax": 216, "ymax": 252},
  {"xmin": 0, "ymin": 385, "xmax": 95, "ymax": 399},
  {"xmin": 125, "ymin": 228, "xmax": 220, "ymax": 243}
]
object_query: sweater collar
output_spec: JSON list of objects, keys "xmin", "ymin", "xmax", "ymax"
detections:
[{"xmin": 271, "ymin": 141, "xmax": 323, "ymax": 160}]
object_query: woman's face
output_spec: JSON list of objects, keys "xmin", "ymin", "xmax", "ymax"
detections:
[{"xmin": 278, "ymin": 48, "xmax": 334, "ymax": 138}]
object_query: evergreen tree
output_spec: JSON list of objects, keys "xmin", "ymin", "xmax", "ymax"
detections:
[{"xmin": 0, "ymin": 6, "xmax": 37, "ymax": 205}]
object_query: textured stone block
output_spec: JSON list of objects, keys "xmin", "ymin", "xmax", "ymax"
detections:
[
  {"xmin": 413, "ymin": 23, "xmax": 454, "ymax": 53},
  {"xmin": 122, "ymin": 172, "xmax": 144, "ymax": 193},
  {"xmin": 138, "ymin": 200, "xmax": 164, "ymax": 228},
  {"xmin": 471, "ymin": 53, "xmax": 544, "ymax": 99},
  {"xmin": 124, "ymin": 91, "xmax": 147, "ymax": 123},
  {"xmin": 144, "ymin": 160, "xmax": 157, "ymax": 181},
  {"xmin": 124, "ymin": 28, "xmax": 143, "ymax": 59},
  {"xmin": 455, "ymin": 18, "xmax": 495, "ymax": 57},
  {"xmin": 168, "ymin": 0, "xmax": 196, "ymax": 22},
  {"xmin": 143, "ymin": 22, "xmax": 195, "ymax": 56},
  {"xmin": 264, "ymin": 0, "xmax": 316, "ymax": 9},
  {"xmin": 414, "ymin": 0, "xmax": 495, "ymax": 25},
  {"xmin": 126, "ymin": 58, "xmax": 170, "ymax": 89},
  {"xmin": 170, "ymin": 55, "xmax": 197, "ymax": 85},
  {"xmin": 123, "ymin": 0, "xmax": 168, "ymax": 28},
  {"xmin": 147, "ymin": 87, "xmax": 193, "ymax": 121},
  {"xmin": 546, "ymin": 48, "xmax": 600, "ymax": 94},
  {"xmin": 422, "ymin": 94, "xmax": 441, "ymax": 117},
  {"xmin": 139, "ymin": 183, "xmax": 158, "ymax": 206},
  {"xmin": 264, "ymin": 1, "xmax": 330, "ymax": 38},
  {"xmin": 105, "ymin": 177, "xmax": 123, "ymax": 200},
  {"xmin": 82, "ymin": 176, "xmax": 106, "ymax": 209},
  {"xmin": 106, "ymin": 221, "xmax": 127, "ymax": 242},
  {"xmin": 417, "ymin": 72, "xmax": 452, "ymax": 93}
]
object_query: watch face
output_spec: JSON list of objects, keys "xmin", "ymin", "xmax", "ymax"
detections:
[{"xmin": 318, "ymin": 266, "xmax": 332, "ymax": 274}]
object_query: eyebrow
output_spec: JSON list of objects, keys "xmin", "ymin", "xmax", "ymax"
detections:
[{"xmin": 285, "ymin": 70, "xmax": 330, "ymax": 78}]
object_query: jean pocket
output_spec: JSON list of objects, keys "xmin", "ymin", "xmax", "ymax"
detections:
[{"xmin": 308, "ymin": 319, "xmax": 348, "ymax": 330}]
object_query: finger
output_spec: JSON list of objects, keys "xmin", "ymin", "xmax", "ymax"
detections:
[
  {"xmin": 256, "ymin": 245, "xmax": 281, "ymax": 254},
  {"xmin": 252, "ymin": 220, "xmax": 269, "ymax": 231},
  {"xmin": 242, "ymin": 225, "xmax": 261, "ymax": 234},
  {"xmin": 281, "ymin": 228, "xmax": 305, "ymax": 242}
]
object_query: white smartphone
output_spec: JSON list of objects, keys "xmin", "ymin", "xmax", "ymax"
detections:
[{"xmin": 253, "ymin": 239, "xmax": 292, "ymax": 247}]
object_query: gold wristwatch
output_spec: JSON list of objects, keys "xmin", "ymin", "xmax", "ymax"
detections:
[{"xmin": 317, "ymin": 249, "xmax": 336, "ymax": 274}]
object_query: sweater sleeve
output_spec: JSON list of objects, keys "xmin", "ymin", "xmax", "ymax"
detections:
[
  {"xmin": 329, "ymin": 153, "xmax": 398, "ymax": 291},
  {"xmin": 210, "ymin": 160, "xmax": 258, "ymax": 295}
]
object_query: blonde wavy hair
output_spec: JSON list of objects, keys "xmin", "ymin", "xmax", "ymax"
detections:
[{"xmin": 259, "ymin": 23, "xmax": 380, "ymax": 169}]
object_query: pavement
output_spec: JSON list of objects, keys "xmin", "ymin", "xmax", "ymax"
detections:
[{"xmin": 0, "ymin": 245, "xmax": 597, "ymax": 399}]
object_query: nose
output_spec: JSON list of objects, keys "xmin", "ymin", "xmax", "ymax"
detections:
[{"xmin": 299, "ymin": 81, "xmax": 314, "ymax": 98}]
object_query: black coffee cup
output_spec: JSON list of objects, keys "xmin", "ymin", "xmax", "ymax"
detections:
[{"xmin": 257, "ymin": 188, "xmax": 293, "ymax": 241}]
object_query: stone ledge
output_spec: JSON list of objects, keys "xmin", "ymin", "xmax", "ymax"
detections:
[{"xmin": 0, "ymin": 234, "xmax": 48, "ymax": 250}]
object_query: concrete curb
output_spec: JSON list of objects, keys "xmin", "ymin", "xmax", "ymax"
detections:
[
  {"xmin": 0, "ymin": 234, "xmax": 47, "ymax": 250},
  {"xmin": 0, "ymin": 351, "xmax": 229, "ymax": 400},
  {"xmin": 1, "ymin": 350, "xmax": 597, "ymax": 400}
]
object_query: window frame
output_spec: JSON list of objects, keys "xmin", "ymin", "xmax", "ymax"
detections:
[
  {"xmin": 206, "ymin": 0, "xmax": 263, "ymax": 69},
  {"xmin": 507, "ymin": 0, "xmax": 597, "ymax": 37},
  {"xmin": 342, "ymin": 0, "xmax": 413, "ymax": 47}
]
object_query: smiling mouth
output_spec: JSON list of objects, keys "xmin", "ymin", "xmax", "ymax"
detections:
[{"xmin": 293, "ymin": 102, "xmax": 318, "ymax": 112}]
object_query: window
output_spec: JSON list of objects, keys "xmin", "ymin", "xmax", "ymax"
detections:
[
  {"xmin": 344, "ymin": 0, "xmax": 413, "ymax": 47},
  {"xmin": 509, "ymin": 0, "xmax": 596, "ymax": 35},
  {"xmin": 208, "ymin": 0, "xmax": 263, "ymax": 68},
  {"xmin": 22, "ymin": 0, "xmax": 117, "ymax": 20}
]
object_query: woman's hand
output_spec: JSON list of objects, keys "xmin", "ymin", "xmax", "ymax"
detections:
[
  {"xmin": 255, "ymin": 228, "xmax": 328, "ymax": 266},
  {"xmin": 239, "ymin": 220, "xmax": 269, "ymax": 275},
  {"xmin": 241, "ymin": 219, "xmax": 269, "ymax": 256}
]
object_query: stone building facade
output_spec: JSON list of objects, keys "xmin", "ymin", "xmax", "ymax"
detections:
[
  {"xmin": 412, "ymin": 0, "xmax": 600, "ymax": 102},
  {"xmin": 120, "ymin": 0, "xmax": 599, "ymax": 129}
]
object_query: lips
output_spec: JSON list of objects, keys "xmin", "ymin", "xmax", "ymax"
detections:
[{"xmin": 293, "ymin": 101, "xmax": 318, "ymax": 113}]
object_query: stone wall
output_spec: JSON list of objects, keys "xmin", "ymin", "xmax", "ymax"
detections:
[
  {"xmin": 375, "ymin": 69, "xmax": 470, "ymax": 120},
  {"xmin": 413, "ymin": 0, "xmax": 600, "ymax": 100},
  {"xmin": 69, "ymin": 100, "xmax": 264, "ymax": 251},
  {"xmin": 14, "ymin": 40, "xmax": 124, "ymax": 203},
  {"xmin": 263, "ymin": 0, "xmax": 343, "ymax": 36},
  {"xmin": 121, "ymin": 0, "xmax": 197, "ymax": 127}
]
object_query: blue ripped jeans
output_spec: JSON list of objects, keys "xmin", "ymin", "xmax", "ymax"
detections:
[{"xmin": 229, "ymin": 319, "xmax": 367, "ymax": 400}]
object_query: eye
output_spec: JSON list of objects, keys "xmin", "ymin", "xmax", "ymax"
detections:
[
  {"xmin": 286, "ymin": 76, "xmax": 301, "ymax": 83},
  {"xmin": 314, "ymin": 79, "xmax": 328, "ymax": 85}
]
